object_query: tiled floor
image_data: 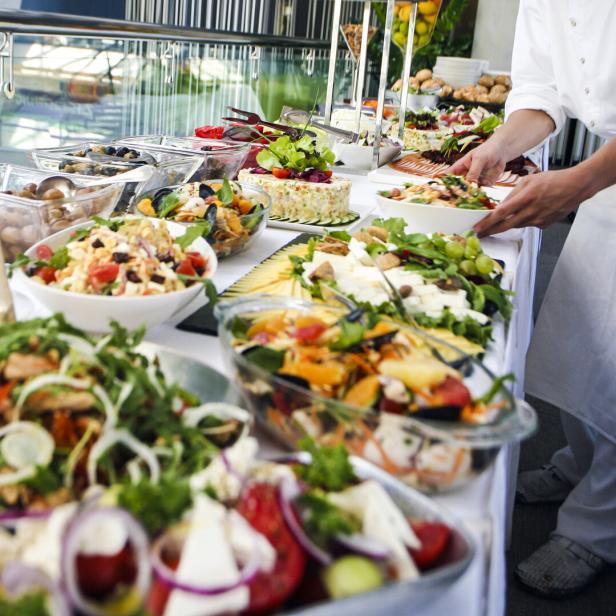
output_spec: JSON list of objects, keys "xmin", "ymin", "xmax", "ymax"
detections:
[{"xmin": 506, "ymin": 221, "xmax": 616, "ymax": 615}]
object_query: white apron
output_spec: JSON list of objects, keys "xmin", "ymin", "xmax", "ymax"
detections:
[{"xmin": 525, "ymin": 184, "xmax": 616, "ymax": 442}]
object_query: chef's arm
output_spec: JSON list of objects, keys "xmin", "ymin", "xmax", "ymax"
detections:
[
  {"xmin": 570, "ymin": 137, "xmax": 616, "ymax": 200},
  {"xmin": 448, "ymin": 109, "xmax": 555, "ymax": 184}
]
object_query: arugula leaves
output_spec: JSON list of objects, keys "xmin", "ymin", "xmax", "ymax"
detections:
[
  {"xmin": 176, "ymin": 222, "xmax": 212, "ymax": 249},
  {"xmin": 242, "ymin": 346, "xmax": 285, "ymax": 373},
  {"xmin": 476, "ymin": 373, "xmax": 515, "ymax": 405},
  {"xmin": 157, "ymin": 192, "xmax": 180, "ymax": 219},
  {"xmin": 296, "ymin": 437, "xmax": 356, "ymax": 492},
  {"xmin": 116, "ymin": 475, "xmax": 193, "ymax": 535},
  {"xmin": 329, "ymin": 318, "xmax": 366, "ymax": 352},
  {"xmin": 216, "ymin": 177, "xmax": 234, "ymax": 206},
  {"xmin": 297, "ymin": 490, "xmax": 359, "ymax": 546}
]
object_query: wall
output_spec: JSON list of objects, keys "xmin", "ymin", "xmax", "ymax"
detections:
[{"xmin": 471, "ymin": 0, "xmax": 520, "ymax": 71}]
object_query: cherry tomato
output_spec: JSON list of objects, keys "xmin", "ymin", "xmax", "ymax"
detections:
[
  {"xmin": 237, "ymin": 483, "xmax": 307, "ymax": 615},
  {"xmin": 432, "ymin": 376, "xmax": 472, "ymax": 409},
  {"xmin": 35, "ymin": 266, "xmax": 57, "ymax": 285},
  {"xmin": 176, "ymin": 258, "xmax": 196, "ymax": 277},
  {"xmin": 186, "ymin": 251, "xmax": 206, "ymax": 271},
  {"xmin": 293, "ymin": 322, "xmax": 327, "ymax": 343},
  {"xmin": 0, "ymin": 382, "xmax": 15, "ymax": 403},
  {"xmin": 271, "ymin": 167, "xmax": 291, "ymax": 180},
  {"xmin": 90, "ymin": 263, "xmax": 119, "ymax": 284},
  {"xmin": 323, "ymin": 170, "xmax": 333, "ymax": 178},
  {"xmin": 35, "ymin": 244, "xmax": 53, "ymax": 261},
  {"xmin": 409, "ymin": 521, "xmax": 451, "ymax": 570},
  {"xmin": 77, "ymin": 545, "xmax": 136, "ymax": 599}
]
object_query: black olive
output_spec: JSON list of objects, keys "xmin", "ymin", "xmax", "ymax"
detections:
[
  {"xmin": 484, "ymin": 300, "xmax": 498, "ymax": 318},
  {"xmin": 91, "ymin": 238, "xmax": 104, "ymax": 249},
  {"xmin": 126, "ymin": 271, "xmax": 141, "ymax": 283},
  {"xmin": 345, "ymin": 308, "xmax": 364, "ymax": 323},
  {"xmin": 26, "ymin": 265, "xmax": 38, "ymax": 277},
  {"xmin": 347, "ymin": 330, "xmax": 397, "ymax": 352},
  {"xmin": 151, "ymin": 274, "xmax": 165, "ymax": 284},
  {"xmin": 112, "ymin": 252, "xmax": 129, "ymax": 263},
  {"xmin": 158, "ymin": 253, "xmax": 174, "ymax": 263},
  {"xmin": 105, "ymin": 146, "xmax": 117, "ymax": 156},
  {"xmin": 435, "ymin": 277, "xmax": 463, "ymax": 291},
  {"xmin": 198, "ymin": 183, "xmax": 216, "ymax": 199},
  {"xmin": 116, "ymin": 146, "xmax": 129, "ymax": 157},
  {"xmin": 413, "ymin": 405, "xmax": 463, "ymax": 422}
]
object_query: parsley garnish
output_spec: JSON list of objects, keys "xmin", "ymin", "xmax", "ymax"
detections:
[{"xmin": 296, "ymin": 437, "xmax": 356, "ymax": 492}]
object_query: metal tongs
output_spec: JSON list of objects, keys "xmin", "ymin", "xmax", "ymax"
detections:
[
  {"xmin": 222, "ymin": 107, "xmax": 316, "ymax": 140},
  {"xmin": 280, "ymin": 106, "xmax": 360, "ymax": 144}
]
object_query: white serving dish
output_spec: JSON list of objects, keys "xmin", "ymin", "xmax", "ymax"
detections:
[
  {"xmin": 376, "ymin": 193, "xmax": 489, "ymax": 234},
  {"xmin": 333, "ymin": 141, "xmax": 402, "ymax": 170},
  {"xmin": 14, "ymin": 217, "xmax": 218, "ymax": 333}
]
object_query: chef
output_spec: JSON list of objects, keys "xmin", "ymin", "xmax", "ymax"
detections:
[{"xmin": 449, "ymin": 1, "xmax": 616, "ymax": 598}]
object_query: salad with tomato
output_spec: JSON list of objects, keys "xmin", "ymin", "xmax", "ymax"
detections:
[
  {"xmin": 0, "ymin": 433, "xmax": 461, "ymax": 616},
  {"xmin": 15, "ymin": 217, "xmax": 213, "ymax": 297}
]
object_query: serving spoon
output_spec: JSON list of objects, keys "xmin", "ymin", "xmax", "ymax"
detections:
[{"xmin": 35, "ymin": 165, "xmax": 155, "ymax": 199}]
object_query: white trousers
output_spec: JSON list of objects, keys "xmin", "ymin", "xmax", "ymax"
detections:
[{"xmin": 551, "ymin": 411, "xmax": 616, "ymax": 562}]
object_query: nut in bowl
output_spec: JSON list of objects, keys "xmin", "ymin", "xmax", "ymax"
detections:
[
  {"xmin": 13, "ymin": 216, "xmax": 218, "ymax": 333},
  {"xmin": 215, "ymin": 295, "xmax": 537, "ymax": 493},
  {"xmin": 0, "ymin": 164, "xmax": 123, "ymax": 262},
  {"xmin": 376, "ymin": 175, "xmax": 498, "ymax": 235},
  {"xmin": 133, "ymin": 179, "xmax": 270, "ymax": 259}
]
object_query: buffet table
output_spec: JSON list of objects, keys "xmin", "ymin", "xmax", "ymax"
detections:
[{"xmin": 10, "ymin": 172, "xmax": 540, "ymax": 616}]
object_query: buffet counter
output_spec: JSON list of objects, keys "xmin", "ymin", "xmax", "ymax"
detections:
[{"xmin": 9, "ymin": 171, "xmax": 540, "ymax": 616}]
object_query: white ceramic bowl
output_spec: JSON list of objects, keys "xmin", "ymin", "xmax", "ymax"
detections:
[
  {"xmin": 334, "ymin": 141, "xmax": 402, "ymax": 170},
  {"xmin": 14, "ymin": 217, "xmax": 218, "ymax": 333},
  {"xmin": 376, "ymin": 193, "xmax": 489, "ymax": 234}
]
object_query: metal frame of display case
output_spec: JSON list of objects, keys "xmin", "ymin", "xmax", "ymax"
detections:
[{"xmin": 323, "ymin": 0, "xmax": 421, "ymax": 169}]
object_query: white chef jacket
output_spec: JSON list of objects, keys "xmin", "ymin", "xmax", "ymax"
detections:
[{"xmin": 506, "ymin": 0, "xmax": 616, "ymax": 140}]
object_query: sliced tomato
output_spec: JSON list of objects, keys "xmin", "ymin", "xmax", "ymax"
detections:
[
  {"xmin": 409, "ymin": 521, "xmax": 451, "ymax": 570},
  {"xmin": 89, "ymin": 263, "xmax": 119, "ymax": 284},
  {"xmin": 35, "ymin": 244, "xmax": 53, "ymax": 261},
  {"xmin": 186, "ymin": 251, "xmax": 206, "ymax": 270},
  {"xmin": 146, "ymin": 554, "xmax": 179, "ymax": 616},
  {"xmin": 194, "ymin": 125, "xmax": 225, "ymax": 139},
  {"xmin": 77, "ymin": 544, "xmax": 136, "ymax": 599},
  {"xmin": 271, "ymin": 167, "xmax": 291, "ymax": 180},
  {"xmin": 237, "ymin": 483, "xmax": 307, "ymax": 615},
  {"xmin": 432, "ymin": 376, "xmax": 472, "ymax": 409},
  {"xmin": 35, "ymin": 266, "xmax": 57, "ymax": 285},
  {"xmin": 176, "ymin": 258, "xmax": 197, "ymax": 277},
  {"xmin": 293, "ymin": 322, "xmax": 327, "ymax": 343},
  {"xmin": 0, "ymin": 381, "xmax": 15, "ymax": 403}
]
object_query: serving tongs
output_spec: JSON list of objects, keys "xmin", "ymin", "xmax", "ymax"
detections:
[
  {"xmin": 280, "ymin": 106, "xmax": 360, "ymax": 144},
  {"xmin": 222, "ymin": 107, "xmax": 316, "ymax": 140}
]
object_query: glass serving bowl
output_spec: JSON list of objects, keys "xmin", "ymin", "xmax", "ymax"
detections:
[
  {"xmin": 0, "ymin": 164, "xmax": 123, "ymax": 262},
  {"xmin": 116, "ymin": 135, "xmax": 250, "ymax": 181},
  {"xmin": 31, "ymin": 142, "xmax": 203, "ymax": 210},
  {"xmin": 215, "ymin": 295, "xmax": 537, "ymax": 493},
  {"xmin": 131, "ymin": 180, "xmax": 270, "ymax": 259}
]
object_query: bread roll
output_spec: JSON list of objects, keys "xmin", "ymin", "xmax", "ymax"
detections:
[
  {"xmin": 440, "ymin": 84, "xmax": 453, "ymax": 98},
  {"xmin": 415, "ymin": 68, "xmax": 433, "ymax": 83},
  {"xmin": 478, "ymin": 74, "xmax": 495, "ymax": 88},
  {"xmin": 420, "ymin": 79, "xmax": 441, "ymax": 91},
  {"xmin": 475, "ymin": 85, "xmax": 489, "ymax": 94},
  {"xmin": 476, "ymin": 93, "xmax": 491, "ymax": 103},
  {"xmin": 490, "ymin": 84, "xmax": 507, "ymax": 95},
  {"xmin": 494, "ymin": 74, "xmax": 512, "ymax": 88}
]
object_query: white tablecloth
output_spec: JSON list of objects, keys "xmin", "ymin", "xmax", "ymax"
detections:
[{"xmin": 9, "ymin": 172, "xmax": 540, "ymax": 616}]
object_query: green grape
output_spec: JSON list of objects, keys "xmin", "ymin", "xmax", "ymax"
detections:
[
  {"xmin": 432, "ymin": 236, "xmax": 447, "ymax": 250},
  {"xmin": 460, "ymin": 259, "xmax": 478, "ymax": 276},
  {"xmin": 445, "ymin": 241, "xmax": 464, "ymax": 259},
  {"xmin": 466, "ymin": 236, "xmax": 482, "ymax": 253},
  {"xmin": 475, "ymin": 254, "xmax": 495, "ymax": 275},
  {"xmin": 464, "ymin": 243, "xmax": 478, "ymax": 259}
]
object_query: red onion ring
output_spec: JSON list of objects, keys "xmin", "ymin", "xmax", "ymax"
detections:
[
  {"xmin": 335, "ymin": 533, "xmax": 391, "ymax": 560},
  {"xmin": 150, "ymin": 521, "xmax": 259, "ymax": 596},
  {"xmin": 220, "ymin": 449, "xmax": 246, "ymax": 486},
  {"xmin": 61, "ymin": 507, "xmax": 151, "ymax": 616},
  {"xmin": 0, "ymin": 508, "xmax": 52, "ymax": 524},
  {"xmin": 2, "ymin": 561, "xmax": 70, "ymax": 616},
  {"xmin": 278, "ymin": 478, "xmax": 332, "ymax": 566}
]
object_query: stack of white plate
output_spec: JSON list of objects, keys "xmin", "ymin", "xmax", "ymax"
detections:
[{"xmin": 433, "ymin": 56, "xmax": 489, "ymax": 89}]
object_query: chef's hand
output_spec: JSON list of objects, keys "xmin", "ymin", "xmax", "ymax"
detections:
[
  {"xmin": 446, "ymin": 140, "xmax": 507, "ymax": 186},
  {"xmin": 474, "ymin": 168, "xmax": 585, "ymax": 237}
]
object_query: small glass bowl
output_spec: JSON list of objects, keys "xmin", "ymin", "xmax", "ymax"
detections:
[{"xmin": 0, "ymin": 164, "xmax": 123, "ymax": 262}]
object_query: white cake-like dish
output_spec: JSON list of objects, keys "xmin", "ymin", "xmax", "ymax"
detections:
[{"xmin": 238, "ymin": 169, "xmax": 351, "ymax": 220}]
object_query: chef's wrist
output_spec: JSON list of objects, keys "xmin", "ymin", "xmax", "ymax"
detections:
[{"xmin": 566, "ymin": 162, "xmax": 599, "ymax": 203}]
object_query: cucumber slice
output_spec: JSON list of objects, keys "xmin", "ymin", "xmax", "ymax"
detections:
[{"xmin": 322, "ymin": 555, "xmax": 384, "ymax": 599}]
